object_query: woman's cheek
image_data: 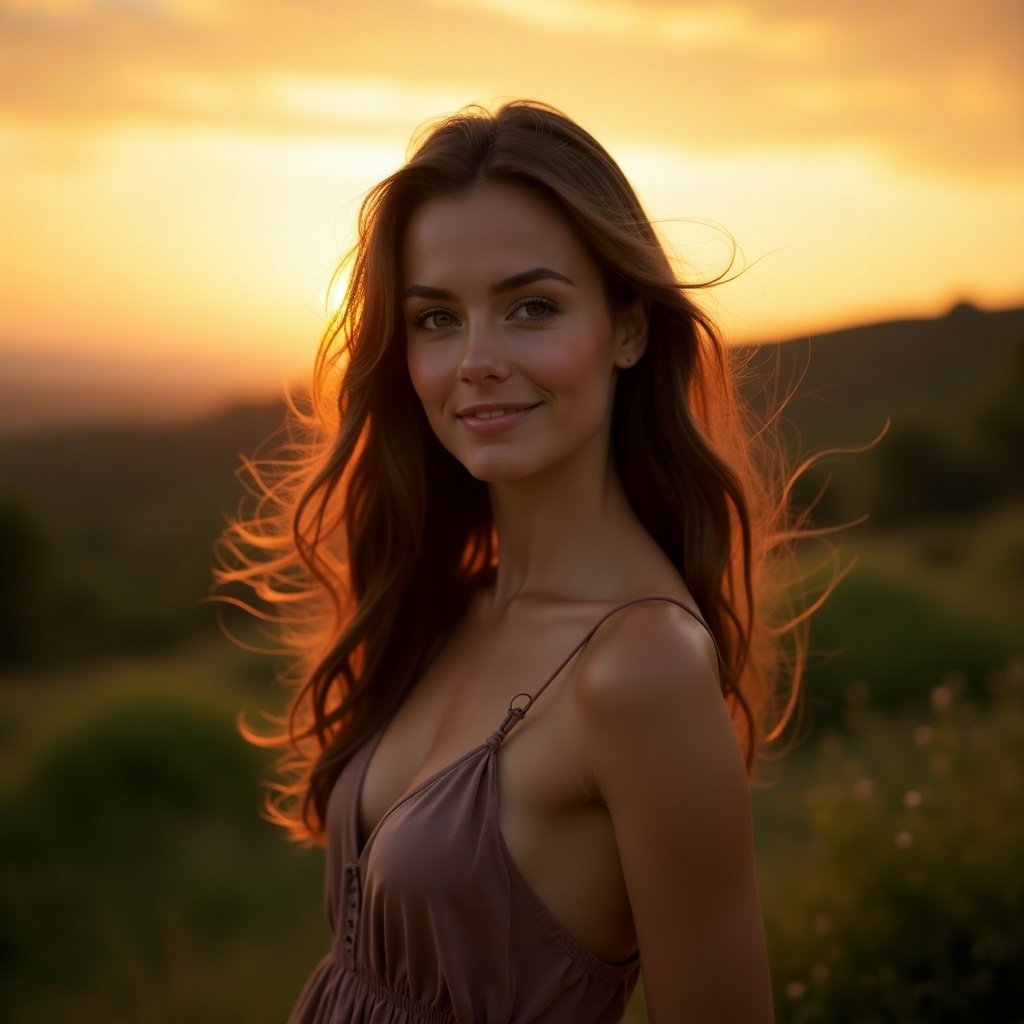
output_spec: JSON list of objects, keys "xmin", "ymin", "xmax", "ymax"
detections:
[{"xmin": 407, "ymin": 346, "xmax": 448, "ymax": 409}]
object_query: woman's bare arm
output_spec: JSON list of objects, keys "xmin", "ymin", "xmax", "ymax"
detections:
[{"xmin": 577, "ymin": 602, "xmax": 774, "ymax": 1024}]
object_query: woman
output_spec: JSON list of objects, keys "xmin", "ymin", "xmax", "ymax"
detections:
[{"xmin": 221, "ymin": 101, "xmax": 803, "ymax": 1023}]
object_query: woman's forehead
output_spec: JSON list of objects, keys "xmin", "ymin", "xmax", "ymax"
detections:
[{"xmin": 401, "ymin": 184, "xmax": 599, "ymax": 292}]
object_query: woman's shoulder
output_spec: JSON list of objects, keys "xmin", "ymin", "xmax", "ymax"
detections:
[
  {"xmin": 572, "ymin": 595, "xmax": 721, "ymax": 722},
  {"xmin": 570, "ymin": 593, "xmax": 750, "ymax": 822},
  {"xmin": 569, "ymin": 594, "xmax": 746, "ymax": 783}
]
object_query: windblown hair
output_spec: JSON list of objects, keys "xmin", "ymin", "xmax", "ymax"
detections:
[{"xmin": 216, "ymin": 101, "xmax": 814, "ymax": 844}]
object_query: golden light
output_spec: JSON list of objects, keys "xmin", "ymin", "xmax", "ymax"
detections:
[{"xmin": 1, "ymin": 0, "xmax": 1021, "ymax": 426}]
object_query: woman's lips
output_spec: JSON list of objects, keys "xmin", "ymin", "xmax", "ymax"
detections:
[{"xmin": 456, "ymin": 403, "xmax": 539, "ymax": 435}]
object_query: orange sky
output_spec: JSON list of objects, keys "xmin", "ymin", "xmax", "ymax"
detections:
[{"xmin": 1, "ymin": 0, "xmax": 1022, "ymax": 422}]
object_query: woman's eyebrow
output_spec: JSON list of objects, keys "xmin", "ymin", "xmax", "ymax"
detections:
[
  {"xmin": 404, "ymin": 267, "xmax": 575, "ymax": 301},
  {"xmin": 491, "ymin": 268, "xmax": 575, "ymax": 294}
]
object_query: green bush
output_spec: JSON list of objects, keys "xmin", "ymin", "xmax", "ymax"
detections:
[
  {"xmin": 803, "ymin": 568, "xmax": 1008, "ymax": 730},
  {"xmin": 760, "ymin": 661, "xmax": 1024, "ymax": 1023},
  {"xmin": 869, "ymin": 419, "xmax": 1007, "ymax": 524},
  {"xmin": 0, "ymin": 498, "xmax": 53, "ymax": 667},
  {"xmin": 0, "ymin": 695, "xmax": 326, "ymax": 1023}
]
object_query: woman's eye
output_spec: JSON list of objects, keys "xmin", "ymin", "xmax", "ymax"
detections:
[
  {"xmin": 511, "ymin": 298, "xmax": 559, "ymax": 321},
  {"xmin": 413, "ymin": 308, "xmax": 458, "ymax": 331}
]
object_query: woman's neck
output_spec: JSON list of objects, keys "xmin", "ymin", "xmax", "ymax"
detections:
[{"xmin": 484, "ymin": 450, "xmax": 660, "ymax": 612}]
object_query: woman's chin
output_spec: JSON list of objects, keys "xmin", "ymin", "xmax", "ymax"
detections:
[
  {"xmin": 455, "ymin": 452, "xmax": 544, "ymax": 485},
  {"xmin": 464, "ymin": 462, "xmax": 532, "ymax": 485}
]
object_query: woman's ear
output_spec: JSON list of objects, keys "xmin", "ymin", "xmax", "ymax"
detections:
[{"xmin": 613, "ymin": 297, "xmax": 649, "ymax": 368}]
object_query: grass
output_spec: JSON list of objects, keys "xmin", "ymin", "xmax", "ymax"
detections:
[
  {"xmin": 755, "ymin": 661, "xmax": 1024, "ymax": 1022},
  {"xmin": 849, "ymin": 505, "xmax": 1024, "ymax": 639},
  {"xmin": 794, "ymin": 504, "xmax": 1024, "ymax": 732}
]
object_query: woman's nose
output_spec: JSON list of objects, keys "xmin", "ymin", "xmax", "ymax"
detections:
[{"xmin": 457, "ymin": 319, "xmax": 510, "ymax": 384}]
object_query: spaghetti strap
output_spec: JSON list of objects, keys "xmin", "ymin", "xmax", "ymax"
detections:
[{"xmin": 492, "ymin": 595, "xmax": 720, "ymax": 740}]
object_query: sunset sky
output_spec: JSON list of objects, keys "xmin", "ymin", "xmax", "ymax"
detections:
[{"xmin": 1, "ymin": 0, "xmax": 1022, "ymax": 425}]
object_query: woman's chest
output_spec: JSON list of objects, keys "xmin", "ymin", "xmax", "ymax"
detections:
[{"xmin": 358, "ymin": 617, "xmax": 595, "ymax": 844}]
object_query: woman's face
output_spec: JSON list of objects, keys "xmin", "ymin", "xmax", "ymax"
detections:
[{"xmin": 402, "ymin": 183, "xmax": 644, "ymax": 484}]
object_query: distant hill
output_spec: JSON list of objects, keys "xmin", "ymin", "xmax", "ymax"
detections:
[
  {"xmin": 0, "ymin": 345, "xmax": 290, "ymax": 438},
  {"xmin": 0, "ymin": 400, "xmax": 287, "ymax": 524},
  {"xmin": 738, "ymin": 302, "xmax": 1024, "ymax": 449},
  {"xmin": 0, "ymin": 402, "xmax": 288, "ymax": 665}
]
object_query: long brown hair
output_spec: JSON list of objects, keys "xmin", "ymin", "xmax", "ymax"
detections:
[{"xmin": 216, "ymin": 101, "xmax": 812, "ymax": 843}]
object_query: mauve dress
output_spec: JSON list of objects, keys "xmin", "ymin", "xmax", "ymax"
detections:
[{"xmin": 290, "ymin": 596, "xmax": 705, "ymax": 1024}]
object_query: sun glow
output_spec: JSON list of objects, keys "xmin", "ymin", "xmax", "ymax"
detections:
[{"xmin": 1, "ymin": 0, "xmax": 1021, "ymax": 427}]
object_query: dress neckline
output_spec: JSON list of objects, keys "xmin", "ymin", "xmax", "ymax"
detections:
[
  {"xmin": 352, "ymin": 594, "xmax": 715, "ymax": 861},
  {"xmin": 353, "ymin": 727, "xmax": 492, "ymax": 862},
  {"xmin": 348, "ymin": 719, "xmax": 640, "ymax": 979}
]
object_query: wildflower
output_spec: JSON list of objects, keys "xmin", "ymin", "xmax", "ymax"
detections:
[
  {"xmin": 913, "ymin": 724, "xmax": 935, "ymax": 747},
  {"xmin": 931, "ymin": 685, "xmax": 953, "ymax": 711},
  {"xmin": 903, "ymin": 790, "xmax": 923, "ymax": 810},
  {"xmin": 852, "ymin": 777, "xmax": 875, "ymax": 799},
  {"xmin": 812, "ymin": 964, "xmax": 830, "ymax": 983},
  {"xmin": 813, "ymin": 913, "xmax": 833, "ymax": 935},
  {"xmin": 1006, "ymin": 654, "xmax": 1024, "ymax": 689},
  {"xmin": 786, "ymin": 981, "xmax": 806, "ymax": 1000},
  {"xmin": 895, "ymin": 830, "xmax": 914, "ymax": 849}
]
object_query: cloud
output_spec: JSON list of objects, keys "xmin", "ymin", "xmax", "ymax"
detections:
[
  {"xmin": 0, "ymin": 0, "xmax": 1020, "ymax": 180},
  {"xmin": 2, "ymin": 0, "xmax": 89, "ymax": 12},
  {"xmin": 431, "ymin": 0, "xmax": 832, "ymax": 59}
]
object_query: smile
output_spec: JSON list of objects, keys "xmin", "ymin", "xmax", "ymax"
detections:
[{"xmin": 456, "ymin": 404, "xmax": 539, "ymax": 434}]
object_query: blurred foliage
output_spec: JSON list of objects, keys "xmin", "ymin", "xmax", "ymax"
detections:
[
  {"xmin": 787, "ymin": 331, "xmax": 1024, "ymax": 529},
  {"xmin": 0, "ymin": 498, "xmax": 51, "ymax": 666},
  {"xmin": 973, "ymin": 337, "xmax": 1024, "ymax": 479},
  {"xmin": 786, "ymin": 503, "xmax": 1024, "ymax": 737},
  {"xmin": 756, "ymin": 660, "xmax": 1024, "ymax": 1023},
  {"xmin": 0, "ymin": 654, "xmax": 326, "ymax": 1024},
  {"xmin": 803, "ymin": 563, "xmax": 1010, "ymax": 732},
  {"xmin": 869, "ymin": 416, "xmax": 1007, "ymax": 523},
  {"xmin": 0, "ymin": 402, "xmax": 285, "ymax": 670}
]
